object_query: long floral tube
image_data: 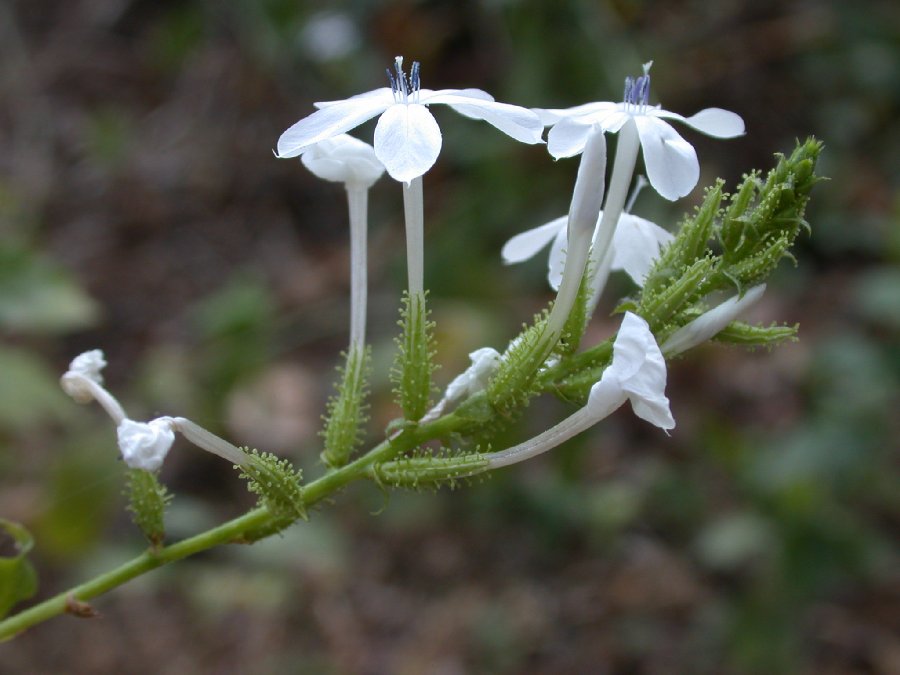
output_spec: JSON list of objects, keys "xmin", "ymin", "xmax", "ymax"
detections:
[
  {"xmin": 489, "ymin": 312, "xmax": 674, "ymax": 469},
  {"xmin": 546, "ymin": 128, "xmax": 607, "ymax": 338},
  {"xmin": 662, "ymin": 284, "xmax": 766, "ymax": 355},
  {"xmin": 402, "ymin": 176, "xmax": 425, "ymax": 296},
  {"xmin": 346, "ymin": 185, "xmax": 369, "ymax": 349}
]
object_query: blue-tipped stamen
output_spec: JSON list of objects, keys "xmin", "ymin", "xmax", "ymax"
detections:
[
  {"xmin": 386, "ymin": 56, "xmax": 421, "ymax": 104},
  {"xmin": 623, "ymin": 62, "xmax": 653, "ymax": 111}
]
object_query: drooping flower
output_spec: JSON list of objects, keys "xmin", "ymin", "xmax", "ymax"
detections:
[
  {"xmin": 488, "ymin": 311, "xmax": 674, "ymax": 469},
  {"xmin": 539, "ymin": 62, "xmax": 745, "ymax": 201},
  {"xmin": 277, "ymin": 57, "xmax": 544, "ymax": 182},
  {"xmin": 117, "ymin": 418, "xmax": 176, "ymax": 472},
  {"xmin": 502, "ymin": 209, "xmax": 673, "ymax": 289},
  {"xmin": 300, "ymin": 134, "xmax": 385, "ymax": 188}
]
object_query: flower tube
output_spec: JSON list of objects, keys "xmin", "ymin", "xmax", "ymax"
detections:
[{"xmin": 489, "ymin": 312, "xmax": 674, "ymax": 469}]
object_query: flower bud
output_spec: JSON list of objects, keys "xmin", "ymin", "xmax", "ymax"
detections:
[{"xmin": 117, "ymin": 418, "xmax": 176, "ymax": 472}]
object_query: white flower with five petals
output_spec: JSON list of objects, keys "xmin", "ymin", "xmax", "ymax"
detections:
[
  {"xmin": 300, "ymin": 134, "xmax": 385, "ymax": 188},
  {"xmin": 538, "ymin": 62, "xmax": 745, "ymax": 200},
  {"xmin": 502, "ymin": 210, "xmax": 673, "ymax": 289},
  {"xmin": 277, "ymin": 57, "xmax": 544, "ymax": 183}
]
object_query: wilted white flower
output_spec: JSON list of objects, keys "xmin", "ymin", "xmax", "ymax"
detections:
[{"xmin": 117, "ymin": 418, "xmax": 176, "ymax": 472}]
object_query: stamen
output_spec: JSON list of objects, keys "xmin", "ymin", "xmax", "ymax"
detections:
[
  {"xmin": 622, "ymin": 62, "xmax": 653, "ymax": 111},
  {"xmin": 385, "ymin": 56, "xmax": 421, "ymax": 104},
  {"xmin": 410, "ymin": 61, "xmax": 421, "ymax": 102}
]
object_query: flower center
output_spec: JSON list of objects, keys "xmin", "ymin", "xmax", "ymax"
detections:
[
  {"xmin": 386, "ymin": 56, "xmax": 421, "ymax": 104},
  {"xmin": 623, "ymin": 61, "xmax": 653, "ymax": 112}
]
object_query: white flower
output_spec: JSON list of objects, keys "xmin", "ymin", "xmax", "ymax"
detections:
[
  {"xmin": 488, "ymin": 312, "xmax": 673, "ymax": 469},
  {"xmin": 445, "ymin": 347, "xmax": 502, "ymax": 403},
  {"xmin": 68, "ymin": 350, "xmax": 107, "ymax": 383},
  {"xmin": 662, "ymin": 284, "xmax": 766, "ymax": 355},
  {"xmin": 117, "ymin": 418, "xmax": 176, "ymax": 472},
  {"xmin": 502, "ymin": 211, "xmax": 673, "ymax": 289},
  {"xmin": 421, "ymin": 347, "xmax": 502, "ymax": 422},
  {"xmin": 277, "ymin": 56, "xmax": 544, "ymax": 182},
  {"xmin": 592, "ymin": 311, "xmax": 674, "ymax": 430},
  {"xmin": 538, "ymin": 62, "xmax": 745, "ymax": 200},
  {"xmin": 300, "ymin": 134, "xmax": 385, "ymax": 188}
]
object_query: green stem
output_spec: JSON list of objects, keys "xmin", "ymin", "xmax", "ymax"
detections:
[{"xmin": 0, "ymin": 413, "xmax": 463, "ymax": 641}]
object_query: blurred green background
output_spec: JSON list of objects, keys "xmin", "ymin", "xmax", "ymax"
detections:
[{"xmin": 1, "ymin": 0, "xmax": 898, "ymax": 673}]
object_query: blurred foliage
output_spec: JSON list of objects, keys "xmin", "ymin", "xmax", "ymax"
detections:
[{"xmin": 1, "ymin": 0, "xmax": 898, "ymax": 673}]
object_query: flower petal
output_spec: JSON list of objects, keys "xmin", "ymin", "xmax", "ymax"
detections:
[
  {"xmin": 634, "ymin": 116, "xmax": 698, "ymax": 201},
  {"xmin": 547, "ymin": 222, "xmax": 569, "ymax": 290},
  {"xmin": 612, "ymin": 214, "xmax": 674, "ymax": 286},
  {"xmin": 277, "ymin": 93, "xmax": 392, "ymax": 158},
  {"xmin": 117, "ymin": 418, "xmax": 176, "ymax": 472},
  {"xmin": 419, "ymin": 88, "xmax": 495, "ymax": 103},
  {"xmin": 589, "ymin": 312, "xmax": 674, "ymax": 430},
  {"xmin": 654, "ymin": 107, "xmax": 745, "ymax": 138},
  {"xmin": 425, "ymin": 92, "xmax": 544, "ymax": 144},
  {"xmin": 547, "ymin": 116, "xmax": 595, "ymax": 158},
  {"xmin": 314, "ymin": 87, "xmax": 394, "ymax": 108},
  {"xmin": 300, "ymin": 134, "xmax": 385, "ymax": 187},
  {"xmin": 501, "ymin": 217, "xmax": 566, "ymax": 264},
  {"xmin": 373, "ymin": 103, "xmax": 442, "ymax": 182},
  {"xmin": 534, "ymin": 101, "xmax": 618, "ymax": 126}
]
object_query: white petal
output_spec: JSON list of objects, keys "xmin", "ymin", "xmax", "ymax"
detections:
[
  {"xmin": 68, "ymin": 349, "xmax": 106, "ymax": 384},
  {"xmin": 534, "ymin": 101, "xmax": 618, "ymax": 126},
  {"xmin": 117, "ymin": 418, "xmax": 176, "ymax": 472},
  {"xmin": 654, "ymin": 107, "xmax": 745, "ymax": 138},
  {"xmin": 547, "ymin": 224, "xmax": 569, "ymax": 291},
  {"xmin": 547, "ymin": 117, "xmax": 594, "ymax": 158},
  {"xmin": 277, "ymin": 93, "xmax": 392, "ymax": 158},
  {"xmin": 662, "ymin": 284, "xmax": 766, "ymax": 355},
  {"xmin": 612, "ymin": 214, "xmax": 674, "ymax": 286},
  {"xmin": 589, "ymin": 312, "xmax": 674, "ymax": 430},
  {"xmin": 314, "ymin": 87, "xmax": 394, "ymax": 108},
  {"xmin": 300, "ymin": 134, "xmax": 385, "ymax": 186},
  {"xmin": 419, "ymin": 88, "xmax": 495, "ymax": 103},
  {"xmin": 634, "ymin": 116, "xmax": 699, "ymax": 201},
  {"xmin": 444, "ymin": 347, "xmax": 502, "ymax": 403},
  {"xmin": 373, "ymin": 103, "xmax": 442, "ymax": 182},
  {"xmin": 425, "ymin": 92, "xmax": 544, "ymax": 144},
  {"xmin": 501, "ymin": 217, "xmax": 566, "ymax": 264}
]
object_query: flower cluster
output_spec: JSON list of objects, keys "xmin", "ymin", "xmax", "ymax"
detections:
[{"xmin": 58, "ymin": 56, "xmax": 818, "ymax": 533}]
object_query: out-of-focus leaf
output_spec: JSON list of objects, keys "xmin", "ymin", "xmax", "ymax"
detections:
[
  {"xmin": 0, "ymin": 518, "xmax": 38, "ymax": 618},
  {"xmin": 0, "ymin": 346, "xmax": 74, "ymax": 432},
  {"xmin": 0, "ymin": 248, "xmax": 99, "ymax": 334}
]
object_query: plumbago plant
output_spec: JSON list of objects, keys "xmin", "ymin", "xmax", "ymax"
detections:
[{"xmin": 0, "ymin": 58, "xmax": 822, "ymax": 639}]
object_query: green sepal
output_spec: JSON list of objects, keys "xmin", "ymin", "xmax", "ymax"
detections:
[
  {"xmin": 713, "ymin": 321, "xmax": 798, "ymax": 347},
  {"xmin": 486, "ymin": 308, "xmax": 550, "ymax": 414},
  {"xmin": 124, "ymin": 469, "xmax": 172, "ymax": 550},
  {"xmin": 238, "ymin": 450, "xmax": 307, "ymax": 535},
  {"xmin": 390, "ymin": 291, "xmax": 438, "ymax": 421},
  {"xmin": 0, "ymin": 518, "xmax": 38, "ymax": 620},
  {"xmin": 372, "ymin": 451, "xmax": 489, "ymax": 490},
  {"xmin": 320, "ymin": 346, "xmax": 371, "ymax": 468}
]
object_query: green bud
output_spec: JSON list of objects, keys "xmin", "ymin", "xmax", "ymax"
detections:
[
  {"xmin": 320, "ymin": 346, "xmax": 371, "ymax": 468},
  {"xmin": 373, "ymin": 451, "xmax": 489, "ymax": 489},
  {"xmin": 238, "ymin": 450, "xmax": 307, "ymax": 530},
  {"xmin": 124, "ymin": 468, "xmax": 172, "ymax": 550},
  {"xmin": 391, "ymin": 291, "xmax": 438, "ymax": 421}
]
